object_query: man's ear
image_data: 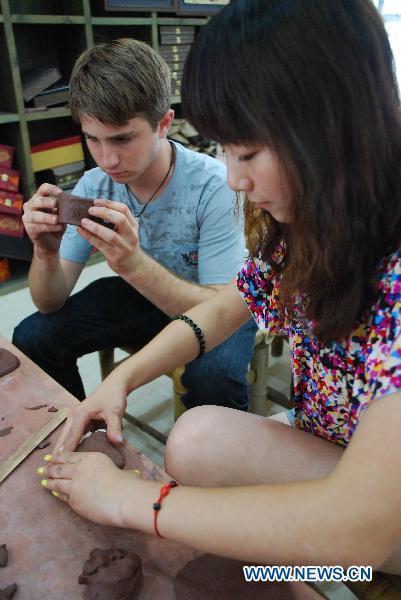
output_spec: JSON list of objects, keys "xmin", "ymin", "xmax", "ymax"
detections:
[{"xmin": 158, "ymin": 109, "xmax": 175, "ymax": 138}]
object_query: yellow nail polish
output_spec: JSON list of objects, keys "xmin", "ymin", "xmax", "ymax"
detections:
[
  {"xmin": 51, "ymin": 491, "xmax": 60, "ymax": 498},
  {"xmin": 44, "ymin": 454, "xmax": 52, "ymax": 462},
  {"xmin": 37, "ymin": 466, "xmax": 45, "ymax": 475},
  {"xmin": 133, "ymin": 469, "xmax": 141, "ymax": 477},
  {"xmin": 40, "ymin": 479, "xmax": 48, "ymax": 487}
]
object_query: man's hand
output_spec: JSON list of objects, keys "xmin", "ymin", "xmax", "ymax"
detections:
[
  {"xmin": 78, "ymin": 199, "xmax": 145, "ymax": 277},
  {"xmin": 22, "ymin": 183, "xmax": 66, "ymax": 258},
  {"xmin": 53, "ymin": 377, "xmax": 128, "ymax": 454}
]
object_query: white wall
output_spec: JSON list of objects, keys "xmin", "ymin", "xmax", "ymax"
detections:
[
  {"xmin": 375, "ymin": 0, "xmax": 401, "ymax": 86},
  {"xmin": 386, "ymin": 20, "xmax": 401, "ymax": 84}
]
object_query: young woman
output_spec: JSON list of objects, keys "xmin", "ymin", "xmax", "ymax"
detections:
[{"xmin": 39, "ymin": 0, "xmax": 401, "ymax": 573}]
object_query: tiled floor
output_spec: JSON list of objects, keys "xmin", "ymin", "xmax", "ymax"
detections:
[{"xmin": 0, "ymin": 259, "xmax": 356, "ymax": 600}]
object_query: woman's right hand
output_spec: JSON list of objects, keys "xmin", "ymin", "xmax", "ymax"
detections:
[
  {"xmin": 53, "ymin": 377, "xmax": 128, "ymax": 453},
  {"xmin": 22, "ymin": 183, "xmax": 65, "ymax": 257}
]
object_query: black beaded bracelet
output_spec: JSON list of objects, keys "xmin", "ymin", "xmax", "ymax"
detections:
[{"xmin": 173, "ymin": 314, "xmax": 206, "ymax": 359}]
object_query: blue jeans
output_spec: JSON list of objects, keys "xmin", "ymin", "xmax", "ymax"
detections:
[
  {"xmin": 12, "ymin": 276, "xmax": 257, "ymax": 410},
  {"xmin": 286, "ymin": 408, "xmax": 295, "ymax": 426}
]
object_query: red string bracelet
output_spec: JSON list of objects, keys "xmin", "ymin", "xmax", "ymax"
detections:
[{"xmin": 153, "ymin": 480, "xmax": 179, "ymax": 538}]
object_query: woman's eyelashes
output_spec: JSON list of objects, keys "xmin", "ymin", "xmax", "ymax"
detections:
[{"xmin": 238, "ymin": 151, "xmax": 258, "ymax": 162}]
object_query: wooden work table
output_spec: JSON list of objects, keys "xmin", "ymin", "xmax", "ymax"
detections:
[{"xmin": 0, "ymin": 336, "xmax": 322, "ymax": 599}]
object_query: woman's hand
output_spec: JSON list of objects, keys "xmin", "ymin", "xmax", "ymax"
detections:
[
  {"xmin": 38, "ymin": 452, "xmax": 134, "ymax": 527},
  {"xmin": 53, "ymin": 376, "xmax": 128, "ymax": 453}
]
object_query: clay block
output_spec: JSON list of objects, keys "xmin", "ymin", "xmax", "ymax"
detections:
[
  {"xmin": 0, "ymin": 583, "xmax": 17, "ymax": 599},
  {"xmin": 0, "ymin": 544, "xmax": 8, "ymax": 567},
  {"xmin": 0, "ymin": 427, "xmax": 13, "ymax": 438},
  {"xmin": 78, "ymin": 548, "xmax": 142, "ymax": 600},
  {"xmin": 0, "ymin": 349, "xmax": 20, "ymax": 377},
  {"xmin": 36, "ymin": 438, "xmax": 51, "ymax": 450},
  {"xmin": 57, "ymin": 192, "xmax": 114, "ymax": 228}
]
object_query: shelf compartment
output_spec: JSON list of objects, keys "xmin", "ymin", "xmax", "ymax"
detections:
[
  {"xmin": 0, "ymin": 28, "xmax": 18, "ymax": 114},
  {"xmin": 93, "ymin": 23, "xmax": 151, "ymax": 45},
  {"xmin": 14, "ymin": 24, "xmax": 86, "ymax": 109},
  {"xmin": 28, "ymin": 116, "xmax": 80, "ymax": 149},
  {"xmin": 0, "ymin": 233, "xmax": 32, "ymax": 261},
  {"xmin": 9, "ymin": 0, "xmax": 84, "ymax": 16}
]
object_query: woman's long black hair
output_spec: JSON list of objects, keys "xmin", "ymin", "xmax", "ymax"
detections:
[{"xmin": 182, "ymin": 0, "xmax": 401, "ymax": 341}]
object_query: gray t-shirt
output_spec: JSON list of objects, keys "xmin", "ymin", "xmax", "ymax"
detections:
[{"xmin": 60, "ymin": 141, "xmax": 244, "ymax": 284}]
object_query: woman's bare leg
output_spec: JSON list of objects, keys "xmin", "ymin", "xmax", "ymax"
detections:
[
  {"xmin": 165, "ymin": 405, "xmax": 342, "ymax": 487},
  {"xmin": 164, "ymin": 405, "xmax": 400, "ymax": 575}
]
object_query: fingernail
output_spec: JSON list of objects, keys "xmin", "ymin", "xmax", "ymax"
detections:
[
  {"xmin": 116, "ymin": 434, "xmax": 124, "ymax": 443},
  {"xmin": 133, "ymin": 469, "xmax": 140, "ymax": 477},
  {"xmin": 40, "ymin": 479, "xmax": 48, "ymax": 487},
  {"xmin": 44, "ymin": 454, "xmax": 52, "ymax": 462},
  {"xmin": 57, "ymin": 446, "xmax": 64, "ymax": 453},
  {"xmin": 51, "ymin": 491, "xmax": 60, "ymax": 498},
  {"xmin": 37, "ymin": 466, "xmax": 45, "ymax": 475}
]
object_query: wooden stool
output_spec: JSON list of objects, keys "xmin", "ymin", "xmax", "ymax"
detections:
[{"xmin": 98, "ymin": 329, "xmax": 274, "ymax": 444}]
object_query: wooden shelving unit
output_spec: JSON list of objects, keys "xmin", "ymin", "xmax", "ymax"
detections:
[{"xmin": 0, "ymin": 0, "xmax": 206, "ymax": 259}]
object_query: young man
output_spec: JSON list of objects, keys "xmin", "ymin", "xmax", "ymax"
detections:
[{"xmin": 13, "ymin": 38, "xmax": 256, "ymax": 411}]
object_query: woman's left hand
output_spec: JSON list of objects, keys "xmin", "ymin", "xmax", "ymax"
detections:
[{"xmin": 37, "ymin": 452, "xmax": 135, "ymax": 527}]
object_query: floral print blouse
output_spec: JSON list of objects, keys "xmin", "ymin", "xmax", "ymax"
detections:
[{"xmin": 237, "ymin": 242, "xmax": 401, "ymax": 446}]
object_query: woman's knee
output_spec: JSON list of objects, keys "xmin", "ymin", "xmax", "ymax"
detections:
[{"xmin": 164, "ymin": 405, "xmax": 222, "ymax": 483}]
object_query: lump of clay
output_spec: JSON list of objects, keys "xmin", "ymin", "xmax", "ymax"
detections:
[
  {"xmin": 0, "ymin": 544, "xmax": 8, "ymax": 567},
  {"xmin": 36, "ymin": 438, "xmax": 51, "ymax": 450},
  {"xmin": 77, "ymin": 431, "xmax": 125, "ymax": 469},
  {"xmin": 0, "ymin": 349, "xmax": 20, "ymax": 377},
  {"xmin": 0, "ymin": 427, "xmax": 12, "ymax": 438},
  {"xmin": 78, "ymin": 548, "xmax": 142, "ymax": 600},
  {"xmin": 0, "ymin": 583, "xmax": 17, "ymax": 599}
]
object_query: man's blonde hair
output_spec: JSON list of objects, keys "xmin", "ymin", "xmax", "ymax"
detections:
[{"xmin": 69, "ymin": 38, "xmax": 171, "ymax": 129}]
